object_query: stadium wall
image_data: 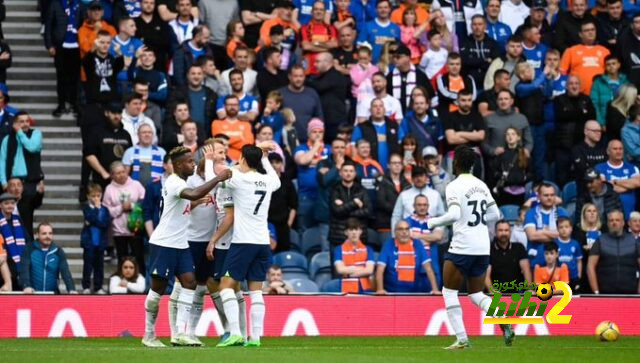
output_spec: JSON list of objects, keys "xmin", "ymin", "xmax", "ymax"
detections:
[{"xmin": 1, "ymin": 295, "xmax": 639, "ymax": 338}]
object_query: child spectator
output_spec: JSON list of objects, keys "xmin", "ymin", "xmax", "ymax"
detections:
[
  {"xmin": 349, "ymin": 45, "xmax": 379, "ymax": 100},
  {"xmin": 109, "ymin": 256, "xmax": 146, "ymax": 294},
  {"xmin": 0, "ymin": 236, "xmax": 12, "ymax": 291},
  {"xmin": 510, "ymin": 206, "xmax": 529, "ymax": 247},
  {"xmin": 400, "ymin": 7, "xmax": 428, "ymax": 65},
  {"xmin": 226, "ymin": 20, "xmax": 247, "ymax": 60},
  {"xmin": 419, "ymin": 30, "xmax": 448, "ymax": 81},
  {"xmin": 555, "ymin": 217, "xmax": 583, "ymax": 292},
  {"xmin": 534, "ymin": 243, "xmax": 570, "ymax": 291},
  {"xmin": 80, "ymin": 183, "xmax": 111, "ymax": 294},
  {"xmin": 334, "ymin": 218, "xmax": 375, "ymax": 294},
  {"xmin": 260, "ymin": 91, "xmax": 286, "ymax": 146},
  {"xmin": 281, "ymin": 108, "xmax": 300, "ymax": 156}
]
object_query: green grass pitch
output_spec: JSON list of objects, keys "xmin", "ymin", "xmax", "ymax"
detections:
[{"xmin": 1, "ymin": 336, "xmax": 639, "ymax": 362}]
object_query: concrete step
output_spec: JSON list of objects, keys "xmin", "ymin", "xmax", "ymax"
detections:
[
  {"xmin": 12, "ymin": 57, "xmax": 54, "ymax": 68},
  {"xmin": 5, "ymin": 33, "xmax": 42, "ymax": 41},
  {"xmin": 5, "ymin": 11, "xmax": 40, "ymax": 22},
  {"xmin": 12, "ymin": 102, "xmax": 58, "ymax": 110},
  {"xmin": 35, "ymin": 209, "xmax": 83, "ymax": 217},
  {"xmin": 42, "ymin": 149, "xmax": 82, "ymax": 158},
  {"xmin": 42, "ymin": 197, "xmax": 81, "ymax": 211},
  {"xmin": 42, "ymin": 139, "xmax": 83, "ymax": 152},
  {"xmin": 3, "ymin": 22, "xmax": 41, "ymax": 30},
  {"xmin": 7, "ymin": 45, "xmax": 49, "ymax": 57}
]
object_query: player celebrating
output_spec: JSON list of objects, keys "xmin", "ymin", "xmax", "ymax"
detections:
[
  {"xmin": 142, "ymin": 146, "xmax": 231, "ymax": 348},
  {"xmin": 216, "ymin": 142, "xmax": 281, "ymax": 347},
  {"xmin": 427, "ymin": 145, "xmax": 514, "ymax": 349}
]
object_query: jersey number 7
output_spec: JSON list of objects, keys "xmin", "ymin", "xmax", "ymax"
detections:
[
  {"xmin": 253, "ymin": 190, "xmax": 267, "ymax": 215},
  {"xmin": 467, "ymin": 200, "xmax": 487, "ymax": 227}
]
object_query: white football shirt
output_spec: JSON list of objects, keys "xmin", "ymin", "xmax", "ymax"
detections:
[
  {"xmin": 214, "ymin": 185, "xmax": 234, "ymax": 250},
  {"xmin": 224, "ymin": 158, "xmax": 281, "ymax": 245},
  {"xmin": 186, "ymin": 174, "xmax": 217, "ymax": 242},
  {"xmin": 445, "ymin": 174, "xmax": 496, "ymax": 256},
  {"xmin": 149, "ymin": 174, "xmax": 191, "ymax": 249}
]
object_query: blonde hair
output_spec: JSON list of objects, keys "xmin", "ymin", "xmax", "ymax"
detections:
[
  {"xmin": 515, "ymin": 62, "xmax": 533, "ymax": 80},
  {"xmin": 281, "ymin": 108, "xmax": 296, "ymax": 124},
  {"xmin": 611, "ymin": 84, "xmax": 638, "ymax": 117},
  {"xmin": 580, "ymin": 203, "xmax": 602, "ymax": 232}
]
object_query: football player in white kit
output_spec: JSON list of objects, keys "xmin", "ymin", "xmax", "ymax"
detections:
[
  {"xmin": 428, "ymin": 145, "xmax": 515, "ymax": 349},
  {"xmin": 142, "ymin": 146, "xmax": 230, "ymax": 348},
  {"xmin": 216, "ymin": 142, "xmax": 281, "ymax": 347}
]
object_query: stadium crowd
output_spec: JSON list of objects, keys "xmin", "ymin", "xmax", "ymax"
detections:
[{"xmin": 0, "ymin": 0, "xmax": 639, "ymax": 296}]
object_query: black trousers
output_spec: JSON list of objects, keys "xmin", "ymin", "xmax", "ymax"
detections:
[
  {"xmin": 113, "ymin": 235, "xmax": 146, "ymax": 275},
  {"xmin": 54, "ymin": 47, "xmax": 80, "ymax": 108},
  {"xmin": 82, "ymin": 245, "xmax": 104, "ymax": 291},
  {"xmin": 17, "ymin": 181, "xmax": 41, "ymax": 239}
]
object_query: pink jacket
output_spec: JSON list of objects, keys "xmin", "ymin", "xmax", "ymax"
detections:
[
  {"xmin": 103, "ymin": 177, "xmax": 146, "ymax": 236},
  {"xmin": 349, "ymin": 63, "xmax": 379, "ymax": 99}
]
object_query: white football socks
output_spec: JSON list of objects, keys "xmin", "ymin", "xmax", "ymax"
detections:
[
  {"xmin": 175, "ymin": 288, "xmax": 195, "ymax": 335},
  {"xmin": 168, "ymin": 281, "xmax": 182, "ymax": 338},
  {"xmin": 144, "ymin": 290, "xmax": 161, "ymax": 336},
  {"xmin": 249, "ymin": 290, "xmax": 265, "ymax": 342},
  {"xmin": 221, "ymin": 288, "xmax": 241, "ymax": 336},
  {"xmin": 188, "ymin": 285, "xmax": 207, "ymax": 337},
  {"xmin": 236, "ymin": 291, "xmax": 247, "ymax": 339},
  {"xmin": 442, "ymin": 287, "xmax": 468, "ymax": 341},
  {"xmin": 469, "ymin": 291, "xmax": 494, "ymax": 317},
  {"xmin": 211, "ymin": 292, "xmax": 230, "ymax": 333}
]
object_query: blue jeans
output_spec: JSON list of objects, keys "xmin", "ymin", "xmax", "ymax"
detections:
[
  {"xmin": 531, "ymin": 123, "xmax": 552, "ymax": 182},
  {"xmin": 297, "ymin": 194, "xmax": 320, "ymax": 232}
]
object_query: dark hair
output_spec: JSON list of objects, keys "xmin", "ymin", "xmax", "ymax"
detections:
[
  {"xmin": 188, "ymin": 64, "xmax": 203, "ymax": 73},
  {"xmin": 497, "ymin": 89, "xmax": 515, "ymax": 99},
  {"xmin": 36, "ymin": 222, "xmax": 53, "ymax": 234},
  {"xmin": 372, "ymin": 71, "xmax": 386, "ymax": 80},
  {"xmin": 539, "ymin": 181, "xmax": 556, "ymax": 194},
  {"xmin": 447, "ymin": 52, "xmax": 461, "ymax": 60},
  {"xmin": 508, "ymin": 34, "xmax": 523, "ymax": 43},
  {"xmin": 256, "ymin": 123, "xmax": 274, "ymax": 135},
  {"xmin": 268, "ymin": 152, "xmax": 283, "ymax": 163},
  {"xmin": 163, "ymin": 153, "xmax": 171, "ymax": 164},
  {"xmin": 630, "ymin": 104, "xmax": 640, "ymax": 120},
  {"xmin": 520, "ymin": 23, "xmax": 537, "ymax": 34},
  {"xmin": 377, "ymin": 0, "xmax": 392, "ymax": 7},
  {"xmin": 607, "ymin": 0, "xmax": 622, "ymax": 4},
  {"xmin": 427, "ymin": 29, "xmax": 440, "ymax": 40},
  {"xmin": 97, "ymin": 29, "xmax": 112, "ymax": 38},
  {"xmin": 459, "ymin": 88, "xmax": 474, "ymax": 97},
  {"xmin": 13, "ymin": 111, "xmax": 29, "ymax": 120},
  {"xmin": 337, "ymin": 123, "xmax": 354, "ymax": 135},
  {"xmin": 123, "ymin": 92, "xmax": 143, "ymax": 104},
  {"xmin": 580, "ymin": 20, "xmax": 597, "ymax": 31},
  {"xmin": 115, "ymin": 256, "xmax": 140, "ymax": 281},
  {"xmin": 544, "ymin": 243, "xmax": 558, "ymax": 252},
  {"xmin": 557, "ymin": 216, "xmax": 572, "ymax": 226},
  {"xmin": 289, "ymin": 64, "xmax": 305, "ymax": 74},
  {"xmin": 228, "ymin": 68, "xmax": 244, "ymax": 81},
  {"xmin": 269, "ymin": 264, "xmax": 282, "ymax": 271},
  {"xmin": 411, "ymin": 165, "xmax": 428, "ymax": 177},
  {"xmin": 195, "ymin": 55, "xmax": 215, "ymax": 67},
  {"xmin": 495, "ymin": 219, "xmax": 511, "ymax": 230},
  {"xmin": 224, "ymin": 94, "xmax": 239, "ymax": 104},
  {"xmin": 452, "ymin": 145, "xmax": 477, "ymax": 176},
  {"xmin": 192, "ymin": 24, "xmax": 209, "ymax": 38},
  {"xmin": 604, "ymin": 54, "xmax": 620, "ymax": 63},
  {"xmin": 263, "ymin": 46, "xmax": 281, "ymax": 62},
  {"xmin": 214, "ymin": 133, "xmax": 230, "ymax": 141},
  {"xmin": 470, "ymin": 14, "xmax": 485, "ymax": 22},
  {"xmin": 345, "ymin": 217, "xmax": 362, "ymax": 230},
  {"xmin": 341, "ymin": 159, "xmax": 356, "ymax": 170},
  {"xmin": 169, "ymin": 146, "xmax": 192, "ymax": 164},
  {"xmin": 241, "ymin": 145, "xmax": 266, "ymax": 174},
  {"xmin": 494, "ymin": 69, "xmax": 510, "ymax": 81},
  {"xmin": 133, "ymin": 77, "xmax": 149, "ymax": 87}
]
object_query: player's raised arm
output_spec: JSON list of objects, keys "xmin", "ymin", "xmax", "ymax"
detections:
[
  {"xmin": 180, "ymin": 169, "xmax": 231, "ymax": 201},
  {"xmin": 257, "ymin": 141, "xmax": 282, "ymax": 191},
  {"xmin": 168, "ymin": 146, "xmax": 232, "ymax": 201}
]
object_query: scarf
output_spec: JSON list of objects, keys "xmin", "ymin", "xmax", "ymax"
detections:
[
  {"xmin": 534, "ymin": 205, "xmax": 557, "ymax": 231},
  {"xmin": 395, "ymin": 239, "xmax": 416, "ymax": 283},
  {"xmin": 0, "ymin": 214, "xmax": 25, "ymax": 266},
  {"xmin": 341, "ymin": 241, "xmax": 373, "ymax": 293},
  {"xmin": 307, "ymin": 140, "xmax": 326, "ymax": 161},
  {"xmin": 131, "ymin": 146, "xmax": 164, "ymax": 182},
  {"xmin": 62, "ymin": 0, "xmax": 80, "ymax": 48},
  {"xmin": 392, "ymin": 65, "xmax": 416, "ymax": 109}
]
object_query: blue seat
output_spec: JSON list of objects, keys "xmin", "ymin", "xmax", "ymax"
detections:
[
  {"xmin": 314, "ymin": 271, "xmax": 332, "ymax": 288},
  {"xmin": 321, "ymin": 279, "xmax": 342, "ymax": 293},
  {"xmin": 367, "ymin": 228, "xmax": 380, "ymax": 249},
  {"xmin": 301, "ymin": 226, "xmax": 327, "ymax": 259},
  {"xmin": 283, "ymin": 271, "xmax": 310, "ymax": 281},
  {"xmin": 564, "ymin": 202, "xmax": 576, "ymax": 223},
  {"xmin": 563, "ymin": 181, "xmax": 577, "ymax": 203},
  {"xmin": 289, "ymin": 229, "xmax": 301, "ymax": 252},
  {"xmin": 500, "ymin": 204, "xmax": 520, "ymax": 223},
  {"xmin": 525, "ymin": 180, "xmax": 560, "ymax": 199},
  {"xmin": 309, "ymin": 251, "xmax": 330, "ymax": 278},
  {"xmin": 273, "ymin": 251, "xmax": 308, "ymax": 273},
  {"xmin": 288, "ymin": 278, "xmax": 319, "ymax": 293}
]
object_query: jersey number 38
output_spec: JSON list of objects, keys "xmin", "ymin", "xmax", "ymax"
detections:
[{"xmin": 467, "ymin": 200, "xmax": 487, "ymax": 227}]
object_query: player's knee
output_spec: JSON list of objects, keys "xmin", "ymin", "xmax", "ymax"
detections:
[{"xmin": 248, "ymin": 290, "xmax": 264, "ymax": 305}]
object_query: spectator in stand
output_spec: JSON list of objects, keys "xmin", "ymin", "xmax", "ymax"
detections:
[
  {"xmin": 0, "ymin": 237, "xmax": 12, "ymax": 291},
  {"xmin": 616, "ymin": 13, "xmax": 640, "ymax": 88},
  {"xmin": 606, "ymin": 84, "xmax": 637, "ymax": 142},
  {"xmin": 485, "ymin": 220, "xmax": 531, "ymax": 294},
  {"xmin": 198, "ymin": 0, "xmax": 239, "ymax": 66},
  {"xmin": 109, "ymin": 256, "xmax": 146, "ymax": 293},
  {"xmin": 485, "ymin": 0, "xmax": 512, "ymax": 55},
  {"xmin": 225, "ymin": 20, "xmax": 247, "ymax": 60},
  {"xmin": 122, "ymin": 124, "xmax": 166, "ymax": 187},
  {"xmin": 238, "ymin": 0, "xmax": 276, "ymax": 48},
  {"xmin": 405, "ymin": 194, "xmax": 444, "ymax": 286},
  {"xmin": 442, "ymin": 89, "xmax": 485, "ymax": 177},
  {"xmin": 78, "ymin": 2, "xmax": 117, "ymax": 59},
  {"xmin": 256, "ymin": 25, "xmax": 296, "ymax": 73},
  {"xmin": 533, "ymin": 243, "xmax": 570, "ymax": 289},
  {"xmin": 109, "ymin": 17, "xmax": 145, "ymax": 91},
  {"xmin": 172, "ymin": 24, "xmax": 214, "ymax": 87},
  {"xmin": 135, "ymin": 0, "xmax": 172, "ymax": 72},
  {"xmin": 587, "ymin": 209, "xmax": 640, "ymax": 294},
  {"xmin": 259, "ymin": 91, "xmax": 286, "ymax": 146},
  {"xmin": 419, "ymin": 30, "xmax": 448, "ymax": 83},
  {"xmin": 308, "ymin": 52, "xmax": 348, "ymax": 142},
  {"xmin": 121, "ymin": 93, "xmax": 157, "ymax": 146},
  {"xmin": 129, "ymin": 49, "xmax": 169, "ymax": 105},
  {"xmin": 103, "ymin": 161, "xmax": 146, "ymax": 274},
  {"xmin": 560, "ymin": 20, "xmax": 609, "ymax": 95},
  {"xmin": 622, "ymin": 105, "xmax": 640, "ymax": 167},
  {"xmin": 399, "ymin": 6, "xmax": 429, "ymax": 65},
  {"xmin": 391, "ymin": 166, "xmax": 444, "ymax": 229},
  {"xmin": 484, "ymin": 35, "xmax": 524, "ymax": 91},
  {"xmin": 220, "ymin": 46, "xmax": 258, "ymax": 97},
  {"xmin": 0, "ymin": 192, "xmax": 25, "ymax": 272},
  {"xmin": 430, "ymin": 0, "xmax": 482, "ymax": 39},
  {"xmin": 591, "ymin": 55, "xmax": 626, "ymax": 128},
  {"xmin": 391, "ymin": 0, "xmax": 428, "ymax": 26},
  {"xmin": 82, "ymin": 31, "xmax": 124, "ymax": 107},
  {"xmin": 178, "ymin": 120, "xmax": 199, "ymax": 153},
  {"xmin": 429, "ymin": 9, "xmax": 459, "ymax": 53},
  {"xmin": 6, "ymin": 178, "xmax": 43, "ymax": 241},
  {"xmin": 334, "ymin": 218, "xmax": 374, "ymax": 293},
  {"xmin": 142, "ymin": 154, "xmax": 172, "ymax": 237},
  {"xmin": 376, "ymin": 153, "xmax": 410, "ymax": 235},
  {"xmin": 262, "ymin": 265, "xmax": 294, "ymax": 294},
  {"xmin": 267, "ymin": 153, "xmax": 297, "ymax": 252},
  {"xmin": 329, "ymin": 161, "xmax": 371, "ymax": 247},
  {"xmin": 85, "ymin": 103, "xmax": 133, "ymax": 190},
  {"xmin": 515, "ymin": 0, "xmax": 553, "ymax": 44},
  {"xmin": 352, "ymin": 98, "xmax": 400, "ymax": 171},
  {"xmin": 398, "ymin": 94, "xmax": 442, "ymax": 152},
  {"xmin": 572, "ymin": 202, "xmax": 603, "ymax": 293},
  {"xmin": 542, "ymin": 48, "xmax": 567, "ymax": 131},
  {"xmin": 520, "ymin": 24, "xmax": 547, "ymax": 77},
  {"xmin": 596, "ymin": 140, "xmax": 640, "ymax": 220},
  {"xmin": 356, "ymin": 71, "xmax": 403, "ymax": 124},
  {"xmin": 132, "ymin": 79, "xmax": 162, "ymax": 134},
  {"xmin": 553, "ymin": 0, "xmax": 596, "ymax": 53},
  {"xmin": 80, "ymin": 183, "xmax": 110, "ymax": 294},
  {"xmin": 332, "ymin": 0, "xmax": 356, "ymax": 31},
  {"xmin": 352, "ymin": 139, "xmax": 384, "ymax": 208},
  {"xmin": 280, "ymin": 65, "xmax": 324, "ymax": 142},
  {"xmin": 436, "ymin": 53, "xmax": 476, "ymax": 116},
  {"xmin": 572, "ymin": 120, "xmax": 607, "ymax": 200},
  {"xmin": 524, "ymin": 182, "xmax": 570, "ymax": 268},
  {"xmin": 210, "ymin": 96, "xmax": 254, "ymax": 161},
  {"xmin": 511, "ymin": 206, "xmax": 529, "ymax": 247},
  {"xmin": 295, "ymin": 118, "xmax": 330, "ymax": 231},
  {"xmin": 387, "ymin": 44, "xmax": 434, "ymax": 115},
  {"xmin": 491, "ymin": 127, "xmax": 531, "ymax": 206},
  {"xmin": 170, "ymin": 65, "xmax": 217, "ymax": 139},
  {"xmin": 554, "ymin": 75, "xmax": 596, "ymax": 187},
  {"xmin": 376, "ymin": 219, "xmax": 440, "ymax": 294},
  {"xmin": 197, "ymin": 56, "xmax": 224, "ymax": 95},
  {"xmin": 400, "ymin": 136, "xmax": 424, "ymax": 181},
  {"xmin": 257, "ymin": 46, "xmax": 289, "ymax": 101},
  {"xmin": 300, "ymin": 1, "xmax": 337, "ymax": 75},
  {"xmin": 499, "ymin": 0, "xmax": 529, "ymax": 34},
  {"xmin": 460, "ymin": 15, "xmax": 500, "ymax": 87},
  {"xmin": 554, "ymin": 217, "xmax": 584, "ymax": 292},
  {"xmin": 357, "ymin": 0, "xmax": 401, "ymax": 63},
  {"xmin": 317, "ymin": 137, "xmax": 347, "ymax": 230},
  {"xmin": 216, "ymin": 69, "xmax": 259, "ymax": 124},
  {"xmin": 260, "ymin": 4, "xmax": 300, "ymax": 68},
  {"xmin": 44, "ymin": 0, "xmax": 82, "ymax": 118},
  {"xmin": 156, "ymin": 0, "xmax": 199, "ymax": 22},
  {"xmin": 477, "ymin": 69, "xmax": 510, "ymax": 117},
  {"xmin": 628, "ymin": 212, "xmax": 640, "ymax": 239},
  {"xmin": 332, "ymin": 25, "xmax": 357, "ymax": 81},
  {"xmin": 167, "ymin": 0, "xmax": 200, "ymax": 51},
  {"xmin": 161, "ymin": 101, "xmax": 192, "ymax": 151},
  {"xmin": 0, "ymin": 34, "xmax": 11, "ymax": 84},
  {"xmin": 20, "ymin": 223, "xmax": 76, "ymax": 294},
  {"xmin": 423, "ymin": 146, "xmax": 451, "ymax": 198},
  {"xmin": 577, "ymin": 169, "xmax": 623, "ymax": 225},
  {"xmin": 597, "ymin": 0, "xmax": 629, "ymax": 53}
]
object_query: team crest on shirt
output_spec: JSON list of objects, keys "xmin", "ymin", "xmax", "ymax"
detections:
[{"xmin": 499, "ymin": 29, "xmax": 507, "ymax": 36}]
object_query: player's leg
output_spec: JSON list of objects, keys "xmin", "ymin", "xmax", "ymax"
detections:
[
  {"xmin": 186, "ymin": 242, "xmax": 210, "ymax": 344},
  {"xmin": 209, "ymin": 248, "xmax": 230, "ymax": 342},
  {"xmin": 244, "ymin": 245, "xmax": 271, "ymax": 347},
  {"xmin": 441, "ymin": 255, "xmax": 471, "ymax": 349},
  {"xmin": 168, "ymin": 279, "xmax": 181, "ymax": 342},
  {"xmin": 216, "ymin": 244, "xmax": 252, "ymax": 347},
  {"xmin": 142, "ymin": 245, "xmax": 170, "ymax": 347},
  {"xmin": 173, "ymin": 248, "xmax": 199, "ymax": 346},
  {"xmin": 234, "ymin": 284, "xmax": 247, "ymax": 340}
]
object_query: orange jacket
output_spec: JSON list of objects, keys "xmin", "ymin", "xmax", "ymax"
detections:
[
  {"xmin": 259, "ymin": 18, "xmax": 299, "ymax": 47},
  {"xmin": 534, "ymin": 263, "xmax": 570, "ymax": 284},
  {"xmin": 390, "ymin": 4, "xmax": 429, "ymax": 26},
  {"xmin": 78, "ymin": 20, "xmax": 117, "ymax": 59},
  {"xmin": 210, "ymin": 119, "xmax": 254, "ymax": 161}
]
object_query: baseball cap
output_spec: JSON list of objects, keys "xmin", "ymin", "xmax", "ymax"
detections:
[
  {"xmin": 584, "ymin": 168, "xmax": 601, "ymax": 182},
  {"xmin": 105, "ymin": 102, "xmax": 123, "ymax": 113},
  {"xmin": 0, "ymin": 193, "xmax": 18, "ymax": 203},
  {"xmin": 422, "ymin": 146, "xmax": 438, "ymax": 157},
  {"xmin": 531, "ymin": 0, "xmax": 547, "ymax": 9}
]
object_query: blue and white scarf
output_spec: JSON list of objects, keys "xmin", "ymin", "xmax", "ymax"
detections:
[
  {"xmin": 62, "ymin": 0, "xmax": 80, "ymax": 48},
  {"xmin": 131, "ymin": 146, "xmax": 164, "ymax": 182},
  {"xmin": 0, "ymin": 214, "xmax": 25, "ymax": 266},
  {"xmin": 534, "ymin": 205, "xmax": 558, "ymax": 231}
]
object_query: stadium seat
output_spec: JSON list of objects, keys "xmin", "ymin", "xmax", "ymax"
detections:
[
  {"xmin": 321, "ymin": 279, "xmax": 342, "ymax": 293},
  {"xmin": 288, "ymin": 278, "xmax": 319, "ymax": 293},
  {"xmin": 289, "ymin": 229, "xmax": 301, "ymax": 252},
  {"xmin": 273, "ymin": 251, "xmax": 308, "ymax": 273},
  {"xmin": 283, "ymin": 271, "xmax": 310, "ymax": 281},
  {"xmin": 565, "ymin": 202, "xmax": 576, "ymax": 222},
  {"xmin": 301, "ymin": 226, "xmax": 327, "ymax": 259},
  {"xmin": 367, "ymin": 228, "xmax": 381, "ymax": 250},
  {"xmin": 525, "ymin": 180, "xmax": 560, "ymax": 198},
  {"xmin": 500, "ymin": 205, "xmax": 520, "ymax": 223},
  {"xmin": 563, "ymin": 181, "xmax": 577, "ymax": 204},
  {"xmin": 314, "ymin": 271, "xmax": 332, "ymax": 288},
  {"xmin": 309, "ymin": 251, "xmax": 330, "ymax": 278}
]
